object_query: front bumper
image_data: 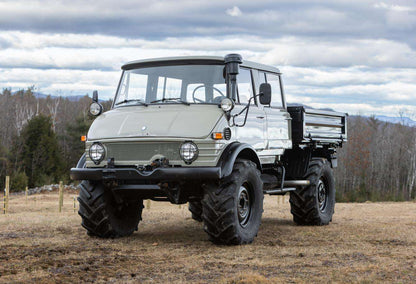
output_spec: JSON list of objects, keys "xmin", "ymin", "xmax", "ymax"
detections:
[{"xmin": 70, "ymin": 166, "xmax": 221, "ymax": 182}]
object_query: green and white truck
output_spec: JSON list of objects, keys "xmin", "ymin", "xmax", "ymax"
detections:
[{"xmin": 71, "ymin": 54, "xmax": 347, "ymax": 245}]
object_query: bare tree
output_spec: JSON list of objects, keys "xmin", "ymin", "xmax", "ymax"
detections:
[{"xmin": 46, "ymin": 94, "xmax": 61, "ymax": 132}]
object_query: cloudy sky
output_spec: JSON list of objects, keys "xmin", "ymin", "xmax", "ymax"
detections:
[{"xmin": 1, "ymin": 0, "xmax": 416, "ymax": 116}]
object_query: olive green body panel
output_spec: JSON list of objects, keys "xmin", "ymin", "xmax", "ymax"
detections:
[
  {"xmin": 84, "ymin": 102, "xmax": 293, "ymax": 168},
  {"xmin": 84, "ymin": 102, "xmax": 295, "ymax": 168},
  {"xmin": 88, "ymin": 104, "xmax": 223, "ymax": 140},
  {"xmin": 85, "ymin": 104, "xmax": 233, "ymax": 168}
]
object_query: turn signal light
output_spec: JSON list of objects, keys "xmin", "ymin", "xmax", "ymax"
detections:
[
  {"xmin": 212, "ymin": 132, "xmax": 224, "ymax": 140},
  {"xmin": 81, "ymin": 135, "xmax": 86, "ymax": 142}
]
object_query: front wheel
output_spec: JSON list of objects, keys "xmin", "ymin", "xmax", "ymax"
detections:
[
  {"xmin": 188, "ymin": 201, "xmax": 203, "ymax": 222},
  {"xmin": 202, "ymin": 159, "xmax": 263, "ymax": 245},
  {"xmin": 78, "ymin": 181, "xmax": 144, "ymax": 238},
  {"xmin": 289, "ymin": 158, "xmax": 335, "ymax": 225}
]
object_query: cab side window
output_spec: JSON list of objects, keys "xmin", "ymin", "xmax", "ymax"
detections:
[
  {"xmin": 237, "ymin": 68, "xmax": 254, "ymax": 104},
  {"xmin": 265, "ymin": 73, "xmax": 283, "ymax": 108},
  {"xmin": 258, "ymin": 71, "xmax": 266, "ymax": 85}
]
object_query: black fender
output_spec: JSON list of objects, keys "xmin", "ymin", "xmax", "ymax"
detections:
[
  {"xmin": 217, "ymin": 142, "xmax": 262, "ymax": 178},
  {"xmin": 76, "ymin": 153, "xmax": 87, "ymax": 169}
]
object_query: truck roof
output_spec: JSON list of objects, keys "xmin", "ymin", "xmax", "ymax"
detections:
[{"xmin": 122, "ymin": 56, "xmax": 281, "ymax": 74}]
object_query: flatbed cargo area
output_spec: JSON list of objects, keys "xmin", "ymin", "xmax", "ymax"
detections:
[{"xmin": 288, "ymin": 106, "xmax": 347, "ymax": 145}]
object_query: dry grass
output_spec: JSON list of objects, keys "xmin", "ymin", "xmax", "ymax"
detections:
[{"xmin": 0, "ymin": 192, "xmax": 415, "ymax": 283}]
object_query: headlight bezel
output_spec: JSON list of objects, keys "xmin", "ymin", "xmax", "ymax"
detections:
[
  {"xmin": 89, "ymin": 142, "xmax": 105, "ymax": 165},
  {"xmin": 220, "ymin": 98, "xmax": 234, "ymax": 112},
  {"xmin": 179, "ymin": 141, "xmax": 199, "ymax": 164},
  {"xmin": 89, "ymin": 102, "xmax": 103, "ymax": 116}
]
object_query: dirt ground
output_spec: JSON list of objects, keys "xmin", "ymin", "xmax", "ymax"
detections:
[{"xmin": 0, "ymin": 192, "xmax": 415, "ymax": 283}]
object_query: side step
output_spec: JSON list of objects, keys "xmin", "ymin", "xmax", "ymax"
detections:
[
  {"xmin": 264, "ymin": 187, "xmax": 296, "ymax": 195},
  {"xmin": 261, "ymin": 173, "xmax": 310, "ymax": 195}
]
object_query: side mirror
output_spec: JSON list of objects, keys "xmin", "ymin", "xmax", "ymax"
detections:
[
  {"xmin": 89, "ymin": 90, "xmax": 103, "ymax": 116},
  {"xmin": 92, "ymin": 90, "xmax": 98, "ymax": 102},
  {"xmin": 259, "ymin": 83, "xmax": 271, "ymax": 105}
]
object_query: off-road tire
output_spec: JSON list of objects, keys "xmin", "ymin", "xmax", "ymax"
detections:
[
  {"xmin": 78, "ymin": 180, "xmax": 144, "ymax": 238},
  {"xmin": 202, "ymin": 159, "xmax": 263, "ymax": 245},
  {"xmin": 289, "ymin": 158, "xmax": 335, "ymax": 225},
  {"xmin": 188, "ymin": 201, "xmax": 203, "ymax": 222}
]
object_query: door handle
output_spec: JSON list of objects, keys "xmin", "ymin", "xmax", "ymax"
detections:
[{"xmin": 256, "ymin": 116, "xmax": 265, "ymax": 119}]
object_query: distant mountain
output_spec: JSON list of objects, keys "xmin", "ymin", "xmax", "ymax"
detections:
[
  {"xmin": 32, "ymin": 92, "xmax": 87, "ymax": 102},
  {"xmin": 12, "ymin": 91, "xmax": 92, "ymax": 102},
  {"xmin": 373, "ymin": 115, "xmax": 416, "ymax": 127},
  {"xmin": 287, "ymin": 103, "xmax": 336, "ymax": 112},
  {"xmin": 288, "ymin": 103, "xmax": 416, "ymax": 127}
]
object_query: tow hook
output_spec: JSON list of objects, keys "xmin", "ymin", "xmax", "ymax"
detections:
[{"xmin": 150, "ymin": 158, "xmax": 170, "ymax": 169}]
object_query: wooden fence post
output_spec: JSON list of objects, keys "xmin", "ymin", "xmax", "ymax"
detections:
[
  {"xmin": 146, "ymin": 199, "xmax": 151, "ymax": 210},
  {"xmin": 58, "ymin": 181, "xmax": 64, "ymax": 213},
  {"xmin": 25, "ymin": 186, "xmax": 28, "ymax": 203},
  {"xmin": 3, "ymin": 189, "xmax": 5, "ymax": 214},
  {"xmin": 73, "ymin": 196, "xmax": 77, "ymax": 213},
  {"xmin": 4, "ymin": 176, "xmax": 9, "ymax": 214}
]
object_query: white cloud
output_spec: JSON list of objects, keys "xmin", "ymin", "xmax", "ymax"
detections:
[
  {"xmin": 0, "ymin": 1, "xmax": 415, "ymax": 117},
  {"xmin": 1, "ymin": 32, "xmax": 416, "ymax": 69},
  {"xmin": 307, "ymin": 102, "xmax": 416, "ymax": 117},
  {"xmin": 226, "ymin": 6, "xmax": 242, "ymax": 17},
  {"xmin": 0, "ymin": 68, "xmax": 120, "ymax": 99},
  {"xmin": 374, "ymin": 2, "xmax": 416, "ymax": 12},
  {"xmin": 254, "ymin": 38, "xmax": 416, "ymax": 68}
]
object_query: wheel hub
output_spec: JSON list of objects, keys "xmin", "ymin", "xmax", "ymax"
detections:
[
  {"xmin": 238, "ymin": 185, "xmax": 251, "ymax": 227},
  {"xmin": 317, "ymin": 179, "xmax": 327, "ymax": 211}
]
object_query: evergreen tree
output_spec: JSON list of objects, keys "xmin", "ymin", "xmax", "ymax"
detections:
[
  {"xmin": 16, "ymin": 115, "xmax": 64, "ymax": 187},
  {"xmin": 64, "ymin": 114, "xmax": 93, "ymax": 169}
]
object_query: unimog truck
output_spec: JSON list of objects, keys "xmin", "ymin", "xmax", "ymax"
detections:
[{"xmin": 70, "ymin": 54, "xmax": 347, "ymax": 245}]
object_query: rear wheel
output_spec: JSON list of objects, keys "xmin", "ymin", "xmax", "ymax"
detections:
[
  {"xmin": 202, "ymin": 159, "xmax": 263, "ymax": 245},
  {"xmin": 289, "ymin": 158, "xmax": 335, "ymax": 225},
  {"xmin": 78, "ymin": 181, "xmax": 144, "ymax": 237}
]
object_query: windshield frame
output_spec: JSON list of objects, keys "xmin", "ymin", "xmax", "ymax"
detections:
[{"xmin": 112, "ymin": 64, "xmax": 228, "ymax": 109}]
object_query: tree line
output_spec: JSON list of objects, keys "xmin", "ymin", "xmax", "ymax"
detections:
[
  {"xmin": 335, "ymin": 115, "xmax": 416, "ymax": 201},
  {"xmin": 0, "ymin": 88, "xmax": 415, "ymax": 201},
  {"xmin": 0, "ymin": 87, "xmax": 111, "ymax": 190}
]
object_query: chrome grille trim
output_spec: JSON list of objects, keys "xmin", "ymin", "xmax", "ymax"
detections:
[{"xmin": 106, "ymin": 142, "xmax": 182, "ymax": 161}]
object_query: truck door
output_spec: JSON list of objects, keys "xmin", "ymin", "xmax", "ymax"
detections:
[
  {"xmin": 256, "ymin": 71, "xmax": 292, "ymax": 154},
  {"xmin": 233, "ymin": 68, "xmax": 267, "ymax": 152}
]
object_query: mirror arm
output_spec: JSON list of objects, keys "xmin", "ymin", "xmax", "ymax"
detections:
[{"xmin": 232, "ymin": 94, "xmax": 260, "ymax": 127}]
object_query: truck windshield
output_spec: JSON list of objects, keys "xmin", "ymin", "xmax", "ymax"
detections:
[{"xmin": 114, "ymin": 65, "xmax": 227, "ymax": 107}]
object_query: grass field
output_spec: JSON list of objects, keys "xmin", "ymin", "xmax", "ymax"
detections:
[{"xmin": 0, "ymin": 192, "xmax": 415, "ymax": 283}]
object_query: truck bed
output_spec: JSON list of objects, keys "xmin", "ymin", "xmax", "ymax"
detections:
[{"xmin": 287, "ymin": 106, "xmax": 347, "ymax": 145}]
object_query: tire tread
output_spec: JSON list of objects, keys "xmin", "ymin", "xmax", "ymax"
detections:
[
  {"xmin": 289, "ymin": 158, "xmax": 335, "ymax": 226},
  {"xmin": 202, "ymin": 160, "xmax": 263, "ymax": 245},
  {"xmin": 77, "ymin": 181, "xmax": 143, "ymax": 238}
]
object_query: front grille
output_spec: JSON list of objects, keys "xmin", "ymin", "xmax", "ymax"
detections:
[{"xmin": 106, "ymin": 142, "xmax": 182, "ymax": 162}]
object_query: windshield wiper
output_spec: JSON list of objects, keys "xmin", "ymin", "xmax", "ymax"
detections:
[
  {"xmin": 150, "ymin": 97, "xmax": 190, "ymax": 105},
  {"xmin": 115, "ymin": 99, "xmax": 148, "ymax": 106}
]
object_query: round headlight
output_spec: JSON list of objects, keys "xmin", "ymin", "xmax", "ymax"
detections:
[
  {"xmin": 179, "ymin": 142, "xmax": 198, "ymax": 164},
  {"xmin": 89, "ymin": 102, "xmax": 103, "ymax": 116},
  {"xmin": 89, "ymin": 143, "xmax": 105, "ymax": 164},
  {"xmin": 220, "ymin": 98, "xmax": 234, "ymax": 112}
]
